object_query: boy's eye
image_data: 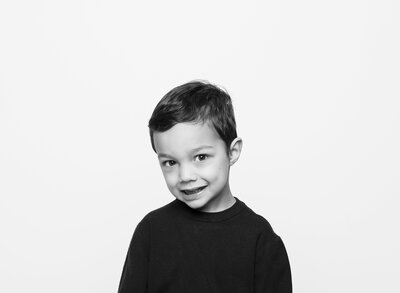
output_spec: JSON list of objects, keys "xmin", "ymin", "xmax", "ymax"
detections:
[
  {"xmin": 163, "ymin": 160, "xmax": 176, "ymax": 167},
  {"xmin": 195, "ymin": 154, "xmax": 208, "ymax": 161}
]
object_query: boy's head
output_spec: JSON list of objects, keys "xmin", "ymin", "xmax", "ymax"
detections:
[
  {"xmin": 148, "ymin": 81, "xmax": 237, "ymax": 153},
  {"xmin": 148, "ymin": 81, "xmax": 242, "ymax": 212}
]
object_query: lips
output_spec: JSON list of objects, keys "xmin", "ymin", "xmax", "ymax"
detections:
[{"xmin": 181, "ymin": 186, "xmax": 206, "ymax": 195}]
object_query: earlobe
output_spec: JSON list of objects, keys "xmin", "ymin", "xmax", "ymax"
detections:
[{"xmin": 229, "ymin": 137, "xmax": 243, "ymax": 166}]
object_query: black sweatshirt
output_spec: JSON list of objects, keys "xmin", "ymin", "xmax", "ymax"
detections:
[{"xmin": 118, "ymin": 198, "xmax": 292, "ymax": 293}]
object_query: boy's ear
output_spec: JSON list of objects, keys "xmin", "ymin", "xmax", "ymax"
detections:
[{"xmin": 229, "ymin": 137, "xmax": 243, "ymax": 166}]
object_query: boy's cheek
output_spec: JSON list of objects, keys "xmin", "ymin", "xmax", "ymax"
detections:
[{"xmin": 163, "ymin": 172, "xmax": 178, "ymax": 184}]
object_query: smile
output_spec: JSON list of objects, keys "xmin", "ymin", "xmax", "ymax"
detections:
[{"xmin": 181, "ymin": 186, "xmax": 207, "ymax": 195}]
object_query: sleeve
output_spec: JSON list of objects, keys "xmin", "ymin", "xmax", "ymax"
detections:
[
  {"xmin": 254, "ymin": 230, "xmax": 292, "ymax": 293},
  {"xmin": 118, "ymin": 216, "xmax": 151, "ymax": 293}
]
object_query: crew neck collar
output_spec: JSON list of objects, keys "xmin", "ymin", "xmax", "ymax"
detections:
[{"xmin": 175, "ymin": 197, "xmax": 245, "ymax": 222}]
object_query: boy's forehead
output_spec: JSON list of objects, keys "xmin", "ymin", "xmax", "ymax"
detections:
[{"xmin": 153, "ymin": 122, "xmax": 222, "ymax": 154}]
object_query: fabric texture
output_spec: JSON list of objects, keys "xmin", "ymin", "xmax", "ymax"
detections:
[{"xmin": 118, "ymin": 198, "xmax": 292, "ymax": 293}]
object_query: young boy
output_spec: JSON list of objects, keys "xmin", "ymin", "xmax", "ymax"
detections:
[{"xmin": 118, "ymin": 81, "xmax": 292, "ymax": 293}]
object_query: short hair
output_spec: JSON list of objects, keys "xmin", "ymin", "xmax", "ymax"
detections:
[{"xmin": 148, "ymin": 81, "xmax": 237, "ymax": 153}]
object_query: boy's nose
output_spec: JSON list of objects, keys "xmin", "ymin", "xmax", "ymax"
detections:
[{"xmin": 179, "ymin": 164, "xmax": 197, "ymax": 182}]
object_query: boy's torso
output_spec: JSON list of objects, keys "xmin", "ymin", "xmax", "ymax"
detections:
[{"xmin": 144, "ymin": 198, "xmax": 275, "ymax": 293}]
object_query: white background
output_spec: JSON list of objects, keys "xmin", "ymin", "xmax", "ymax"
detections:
[{"xmin": 1, "ymin": 1, "xmax": 399, "ymax": 292}]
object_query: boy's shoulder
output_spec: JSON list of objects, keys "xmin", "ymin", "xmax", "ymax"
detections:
[
  {"xmin": 143, "ymin": 199, "xmax": 183, "ymax": 220},
  {"xmin": 237, "ymin": 200, "xmax": 279, "ymax": 237}
]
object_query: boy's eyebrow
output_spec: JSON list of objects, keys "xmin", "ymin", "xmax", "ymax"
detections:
[
  {"xmin": 157, "ymin": 145, "xmax": 214, "ymax": 159},
  {"xmin": 191, "ymin": 145, "xmax": 214, "ymax": 153}
]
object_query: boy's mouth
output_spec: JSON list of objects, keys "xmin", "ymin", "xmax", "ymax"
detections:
[{"xmin": 181, "ymin": 186, "xmax": 206, "ymax": 195}]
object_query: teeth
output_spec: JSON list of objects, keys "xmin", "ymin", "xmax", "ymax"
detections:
[{"xmin": 183, "ymin": 187, "xmax": 204, "ymax": 195}]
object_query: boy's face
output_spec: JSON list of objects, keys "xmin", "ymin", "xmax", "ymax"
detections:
[{"xmin": 153, "ymin": 122, "xmax": 240, "ymax": 212}]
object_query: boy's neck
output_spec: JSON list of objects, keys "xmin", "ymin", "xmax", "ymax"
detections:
[{"xmin": 200, "ymin": 185, "xmax": 236, "ymax": 213}]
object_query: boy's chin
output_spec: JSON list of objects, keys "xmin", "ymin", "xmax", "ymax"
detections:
[
  {"xmin": 178, "ymin": 195, "xmax": 223, "ymax": 213},
  {"xmin": 184, "ymin": 199, "xmax": 207, "ymax": 210},
  {"xmin": 175, "ymin": 194, "xmax": 208, "ymax": 211}
]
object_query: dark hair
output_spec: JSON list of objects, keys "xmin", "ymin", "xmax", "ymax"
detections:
[{"xmin": 148, "ymin": 81, "xmax": 237, "ymax": 152}]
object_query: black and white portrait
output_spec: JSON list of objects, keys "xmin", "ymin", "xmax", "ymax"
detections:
[{"xmin": 0, "ymin": 1, "xmax": 399, "ymax": 292}]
